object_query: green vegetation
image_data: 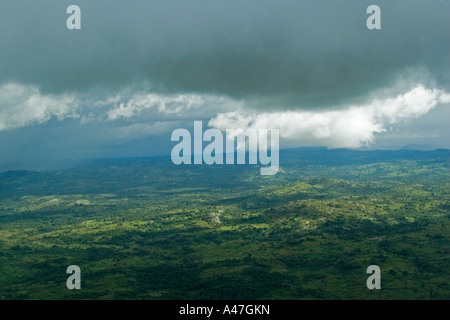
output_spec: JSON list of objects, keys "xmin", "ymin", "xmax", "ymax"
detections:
[{"xmin": 0, "ymin": 148, "xmax": 448, "ymax": 299}]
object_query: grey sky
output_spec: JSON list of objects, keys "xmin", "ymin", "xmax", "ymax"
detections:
[{"xmin": 0, "ymin": 0, "xmax": 449, "ymax": 170}]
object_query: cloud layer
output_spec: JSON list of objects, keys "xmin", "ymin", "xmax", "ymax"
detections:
[
  {"xmin": 0, "ymin": 83, "xmax": 77, "ymax": 131},
  {"xmin": 103, "ymin": 91, "xmax": 239, "ymax": 122},
  {"xmin": 1, "ymin": 81, "xmax": 448, "ymax": 150},
  {"xmin": 209, "ymin": 86, "xmax": 450, "ymax": 148},
  {"xmin": 0, "ymin": 1, "xmax": 449, "ymax": 109}
]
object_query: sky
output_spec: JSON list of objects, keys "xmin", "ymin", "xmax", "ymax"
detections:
[{"xmin": 0, "ymin": 0, "xmax": 449, "ymax": 170}]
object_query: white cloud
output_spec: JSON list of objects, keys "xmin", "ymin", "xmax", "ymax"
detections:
[
  {"xmin": 208, "ymin": 85, "xmax": 450, "ymax": 148},
  {"xmin": 105, "ymin": 92, "xmax": 239, "ymax": 121},
  {"xmin": 106, "ymin": 93, "xmax": 203, "ymax": 120},
  {"xmin": 1, "ymin": 82, "xmax": 448, "ymax": 149},
  {"xmin": 0, "ymin": 83, "xmax": 78, "ymax": 131}
]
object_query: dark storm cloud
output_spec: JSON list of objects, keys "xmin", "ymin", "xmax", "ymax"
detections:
[{"xmin": 0, "ymin": 0, "xmax": 449, "ymax": 109}]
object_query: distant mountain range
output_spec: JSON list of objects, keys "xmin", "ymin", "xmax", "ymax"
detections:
[
  {"xmin": 400, "ymin": 144, "xmax": 440, "ymax": 151},
  {"xmin": 0, "ymin": 147, "xmax": 448, "ymax": 199}
]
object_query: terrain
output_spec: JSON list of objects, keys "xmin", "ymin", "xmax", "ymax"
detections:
[{"xmin": 0, "ymin": 148, "xmax": 448, "ymax": 299}]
